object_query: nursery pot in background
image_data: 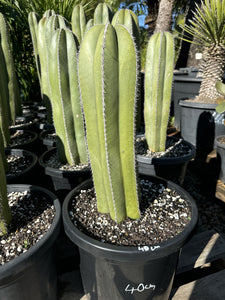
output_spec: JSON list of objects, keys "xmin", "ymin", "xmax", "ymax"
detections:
[
  {"xmin": 215, "ymin": 135, "xmax": 225, "ymax": 183},
  {"xmin": 137, "ymin": 136, "xmax": 195, "ymax": 185},
  {"xmin": 6, "ymin": 148, "xmax": 38, "ymax": 185},
  {"xmin": 0, "ymin": 184, "xmax": 61, "ymax": 300},
  {"xmin": 62, "ymin": 176, "xmax": 198, "ymax": 300},
  {"xmin": 171, "ymin": 70, "xmax": 201, "ymax": 130},
  {"xmin": 39, "ymin": 147, "xmax": 91, "ymax": 199},
  {"xmin": 179, "ymin": 100, "xmax": 225, "ymax": 160}
]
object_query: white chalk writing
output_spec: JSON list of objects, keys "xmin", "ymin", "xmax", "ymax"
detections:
[{"xmin": 125, "ymin": 283, "xmax": 156, "ymax": 294}]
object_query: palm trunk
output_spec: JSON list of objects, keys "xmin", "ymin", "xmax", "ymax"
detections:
[
  {"xmin": 154, "ymin": 0, "xmax": 174, "ymax": 33},
  {"xmin": 197, "ymin": 45, "xmax": 225, "ymax": 103}
]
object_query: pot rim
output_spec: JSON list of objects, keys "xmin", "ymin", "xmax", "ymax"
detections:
[{"xmin": 136, "ymin": 136, "xmax": 195, "ymax": 165}]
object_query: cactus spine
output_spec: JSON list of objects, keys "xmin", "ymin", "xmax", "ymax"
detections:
[
  {"xmin": 71, "ymin": 4, "xmax": 86, "ymax": 45},
  {"xmin": 94, "ymin": 3, "xmax": 113, "ymax": 25},
  {"xmin": 48, "ymin": 28, "xmax": 87, "ymax": 164},
  {"xmin": 79, "ymin": 23, "xmax": 140, "ymax": 222},
  {"xmin": 0, "ymin": 13, "xmax": 21, "ymax": 126},
  {"xmin": 0, "ymin": 128, "xmax": 11, "ymax": 236},
  {"xmin": 144, "ymin": 32, "xmax": 174, "ymax": 152}
]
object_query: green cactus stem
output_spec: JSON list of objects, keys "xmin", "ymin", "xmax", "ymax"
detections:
[
  {"xmin": 29, "ymin": 12, "xmax": 68, "ymax": 123},
  {"xmin": 112, "ymin": 8, "xmax": 140, "ymax": 47},
  {"xmin": 0, "ymin": 128, "xmax": 8, "ymax": 172},
  {"xmin": 85, "ymin": 19, "xmax": 94, "ymax": 33},
  {"xmin": 79, "ymin": 23, "xmax": 140, "ymax": 222},
  {"xmin": 144, "ymin": 32, "xmax": 174, "ymax": 152},
  {"xmin": 0, "ymin": 13, "xmax": 21, "ymax": 126},
  {"xmin": 71, "ymin": 4, "xmax": 86, "ymax": 45},
  {"xmin": 94, "ymin": 3, "xmax": 113, "ymax": 25},
  {"xmin": 0, "ymin": 128, "xmax": 11, "ymax": 236},
  {"xmin": 48, "ymin": 28, "xmax": 87, "ymax": 165}
]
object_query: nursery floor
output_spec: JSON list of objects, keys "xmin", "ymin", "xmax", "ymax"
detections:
[{"xmin": 56, "ymin": 149, "xmax": 225, "ymax": 300}]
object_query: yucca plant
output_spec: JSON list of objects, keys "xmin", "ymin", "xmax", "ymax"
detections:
[
  {"xmin": 79, "ymin": 22, "xmax": 140, "ymax": 222},
  {"xmin": 144, "ymin": 31, "xmax": 174, "ymax": 152},
  {"xmin": 180, "ymin": 0, "xmax": 225, "ymax": 103}
]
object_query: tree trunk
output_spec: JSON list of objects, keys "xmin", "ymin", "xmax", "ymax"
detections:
[
  {"xmin": 196, "ymin": 45, "xmax": 225, "ymax": 103},
  {"xmin": 154, "ymin": 0, "xmax": 174, "ymax": 33}
]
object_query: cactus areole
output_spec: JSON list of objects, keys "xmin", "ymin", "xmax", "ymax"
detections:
[{"xmin": 79, "ymin": 23, "xmax": 140, "ymax": 223}]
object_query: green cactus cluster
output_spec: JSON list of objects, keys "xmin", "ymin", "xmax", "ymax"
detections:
[
  {"xmin": 144, "ymin": 31, "xmax": 174, "ymax": 152},
  {"xmin": 0, "ymin": 13, "xmax": 21, "ymax": 147},
  {"xmin": 29, "ymin": 10, "xmax": 88, "ymax": 165},
  {"xmin": 79, "ymin": 23, "xmax": 140, "ymax": 222}
]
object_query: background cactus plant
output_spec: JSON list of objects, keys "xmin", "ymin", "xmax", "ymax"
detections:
[
  {"xmin": 79, "ymin": 23, "xmax": 140, "ymax": 222},
  {"xmin": 29, "ymin": 12, "xmax": 68, "ymax": 122},
  {"xmin": 93, "ymin": 3, "xmax": 113, "ymax": 25},
  {"xmin": 71, "ymin": 4, "xmax": 86, "ymax": 45},
  {"xmin": 48, "ymin": 28, "xmax": 87, "ymax": 165},
  {"xmin": 0, "ymin": 128, "xmax": 11, "ymax": 236},
  {"xmin": 144, "ymin": 31, "xmax": 174, "ymax": 152},
  {"xmin": 216, "ymin": 82, "xmax": 225, "ymax": 113},
  {"xmin": 29, "ymin": 12, "xmax": 88, "ymax": 165},
  {"xmin": 0, "ymin": 13, "xmax": 21, "ymax": 146},
  {"xmin": 112, "ymin": 8, "xmax": 140, "ymax": 47}
]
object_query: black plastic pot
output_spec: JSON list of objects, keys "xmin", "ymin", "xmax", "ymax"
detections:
[
  {"xmin": 39, "ymin": 129, "xmax": 56, "ymax": 151},
  {"xmin": 0, "ymin": 184, "xmax": 61, "ymax": 300},
  {"xmin": 62, "ymin": 176, "xmax": 198, "ymax": 300},
  {"xmin": 137, "ymin": 136, "xmax": 195, "ymax": 185},
  {"xmin": 215, "ymin": 135, "xmax": 225, "ymax": 183},
  {"xmin": 39, "ymin": 148, "xmax": 91, "ymax": 199},
  {"xmin": 8, "ymin": 128, "xmax": 40, "ymax": 154},
  {"xmin": 179, "ymin": 100, "xmax": 225, "ymax": 160},
  {"xmin": 171, "ymin": 73, "xmax": 201, "ymax": 129},
  {"xmin": 6, "ymin": 148, "xmax": 38, "ymax": 184}
]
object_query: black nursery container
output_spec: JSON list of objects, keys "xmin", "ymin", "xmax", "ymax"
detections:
[
  {"xmin": 136, "ymin": 136, "xmax": 195, "ymax": 185},
  {"xmin": 39, "ymin": 147, "xmax": 91, "ymax": 199},
  {"xmin": 0, "ymin": 185, "xmax": 61, "ymax": 300},
  {"xmin": 62, "ymin": 177, "xmax": 198, "ymax": 300}
]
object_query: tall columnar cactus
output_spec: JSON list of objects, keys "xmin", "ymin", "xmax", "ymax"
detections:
[
  {"xmin": 71, "ymin": 4, "xmax": 86, "ymax": 45},
  {"xmin": 112, "ymin": 8, "xmax": 141, "ymax": 131},
  {"xmin": 79, "ymin": 23, "xmax": 140, "ymax": 222},
  {"xmin": 0, "ymin": 41, "xmax": 10, "ymax": 146},
  {"xmin": 93, "ymin": 3, "xmax": 113, "ymax": 25},
  {"xmin": 144, "ymin": 32, "xmax": 174, "ymax": 152},
  {"xmin": 0, "ymin": 128, "xmax": 11, "ymax": 236},
  {"xmin": 28, "ymin": 12, "xmax": 68, "ymax": 122},
  {"xmin": 0, "ymin": 13, "xmax": 21, "ymax": 126},
  {"xmin": 112, "ymin": 8, "xmax": 140, "ymax": 47},
  {"xmin": 48, "ymin": 28, "xmax": 87, "ymax": 165}
]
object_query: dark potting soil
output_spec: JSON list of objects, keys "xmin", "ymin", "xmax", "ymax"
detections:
[
  {"xmin": 0, "ymin": 190, "xmax": 55, "ymax": 265},
  {"xmin": 6, "ymin": 154, "xmax": 33, "ymax": 176},
  {"xmin": 136, "ymin": 137, "xmax": 192, "ymax": 158},
  {"xmin": 69, "ymin": 178, "xmax": 192, "ymax": 246}
]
